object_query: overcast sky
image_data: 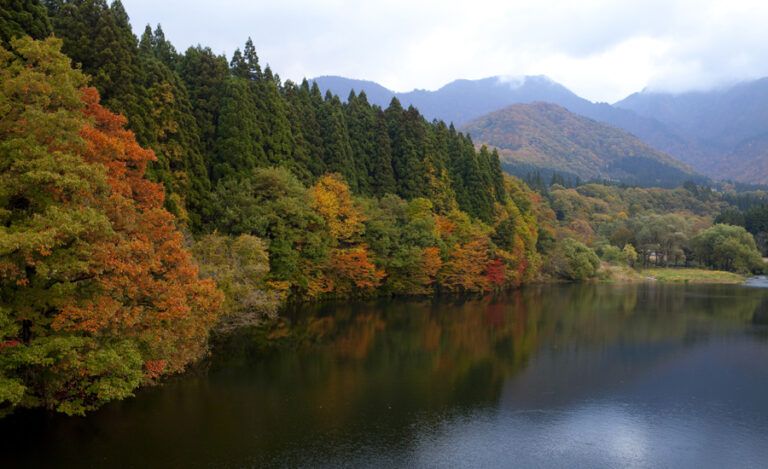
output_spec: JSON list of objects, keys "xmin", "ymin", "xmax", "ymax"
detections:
[{"xmin": 123, "ymin": 0, "xmax": 768, "ymax": 103}]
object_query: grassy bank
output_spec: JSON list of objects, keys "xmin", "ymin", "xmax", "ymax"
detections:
[
  {"xmin": 642, "ymin": 268, "xmax": 745, "ymax": 284},
  {"xmin": 598, "ymin": 264, "xmax": 649, "ymax": 283}
]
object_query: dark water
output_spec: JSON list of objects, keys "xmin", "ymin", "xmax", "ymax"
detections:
[{"xmin": 4, "ymin": 284, "xmax": 768, "ymax": 468}]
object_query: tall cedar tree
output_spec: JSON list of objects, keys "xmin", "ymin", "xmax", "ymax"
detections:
[
  {"xmin": 178, "ymin": 46, "xmax": 230, "ymax": 170},
  {"xmin": 320, "ymin": 91, "xmax": 357, "ymax": 191},
  {"xmin": 46, "ymin": 1, "xmax": 210, "ymax": 229},
  {"xmin": 137, "ymin": 33, "xmax": 212, "ymax": 228},
  {"xmin": 0, "ymin": 0, "xmax": 51, "ymax": 45}
]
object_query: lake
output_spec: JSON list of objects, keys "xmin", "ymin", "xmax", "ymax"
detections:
[{"xmin": 3, "ymin": 283, "xmax": 768, "ymax": 468}]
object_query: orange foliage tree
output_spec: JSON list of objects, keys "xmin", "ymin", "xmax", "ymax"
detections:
[
  {"xmin": 329, "ymin": 246, "xmax": 385, "ymax": 295},
  {"xmin": 0, "ymin": 38, "xmax": 222, "ymax": 415},
  {"xmin": 307, "ymin": 174, "xmax": 383, "ymax": 297},
  {"xmin": 53, "ymin": 88, "xmax": 223, "ymax": 375},
  {"xmin": 439, "ymin": 239, "xmax": 491, "ymax": 293}
]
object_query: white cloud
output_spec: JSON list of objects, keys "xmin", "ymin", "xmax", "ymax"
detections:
[{"xmin": 122, "ymin": 0, "xmax": 768, "ymax": 102}]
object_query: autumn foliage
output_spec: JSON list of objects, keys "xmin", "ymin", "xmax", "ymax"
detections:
[
  {"xmin": 1, "ymin": 35, "xmax": 547, "ymax": 417},
  {"xmin": 54, "ymin": 88, "xmax": 223, "ymax": 373},
  {"xmin": 0, "ymin": 38, "xmax": 221, "ymax": 415}
]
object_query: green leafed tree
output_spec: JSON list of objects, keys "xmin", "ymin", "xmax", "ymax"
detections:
[{"xmin": 691, "ymin": 224, "xmax": 764, "ymax": 274}]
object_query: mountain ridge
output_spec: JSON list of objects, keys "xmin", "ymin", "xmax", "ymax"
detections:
[
  {"xmin": 616, "ymin": 78, "xmax": 768, "ymax": 183},
  {"xmin": 314, "ymin": 74, "xmax": 768, "ymax": 184},
  {"xmin": 312, "ymin": 74, "xmax": 697, "ymax": 169},
  {"xmin": 460, "ymin": 102, "xmax": 703, "ymax": 188}
]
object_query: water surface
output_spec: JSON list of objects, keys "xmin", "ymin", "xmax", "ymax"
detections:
[{"xmin": 3, "ymin": 283, "xmax": 768, "ymax": 468}]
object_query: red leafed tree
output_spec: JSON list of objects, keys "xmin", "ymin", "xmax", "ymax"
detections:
[
  {"xmin": 485, "ymin": 258, "xmax": 506, "ymax": 289},
  {"xmin": 53, "ymin": 88, "xmax": 223, "ymax": 375}
]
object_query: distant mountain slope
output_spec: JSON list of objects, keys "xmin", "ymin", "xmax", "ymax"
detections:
[
  {"xmin": 312, "ymin": 76, "xmax": 396, "ymax": 107},
  {"xmin": 314, "ymin": 75, "xmax": 626, "ymax": 124},
  {"xmin": 312, "ymin": 74, "xmax": 694, "ymax": 165},
  {"xmin": 461, "ymin": 102, "xmax": 703, "ymax": 188},
  {"xmin": 616, "ymin": 78, "xmax": 768, "ymax": 183}
]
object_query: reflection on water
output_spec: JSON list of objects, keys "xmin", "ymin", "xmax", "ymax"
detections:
[{"xmin": 2, "ymin": 283, "xmax": 768, "ymax": 468}]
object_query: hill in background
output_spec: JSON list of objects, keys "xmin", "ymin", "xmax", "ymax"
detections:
[
  {"xmin": 616, "ymin": 78, "xmax": 768, "ymax": 184},
  {"xmin": 314, "ymin": 75, "xmax": 768, "ymax": 185},
  {"xmin": 461, "ymin": 102, "xmax": 703, "ymax": 188}
]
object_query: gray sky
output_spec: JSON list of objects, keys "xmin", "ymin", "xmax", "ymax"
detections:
[{"xmin": 123, "ymin": 0, "xmax": 768, "ymax": 103}]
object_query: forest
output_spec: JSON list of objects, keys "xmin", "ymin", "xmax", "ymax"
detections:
[{"xmin": 0, "ymin": 0, "xmax": 767, "ymax": 416}]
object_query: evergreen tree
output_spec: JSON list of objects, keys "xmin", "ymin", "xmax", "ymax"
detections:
[
  {"xmin": 242, "ymin": 37, "xmax": 261, "ymax": 80},
  {"xmin": 258, "ymin": 66, "xmax": 299, "ymax": 175},
  {"xmin": 422, "ymin": 121, "xmax": 457, "ymax": 212},
  {"xmin": 282, "ymin": 80, "xmax": 315, "ymax": 184},
  {"xmin": 138, "ymin": 23, "xmax": 177, "ymax": 68},
  {"xmin": 178, "ymin": 45, "xmax": 229, "ymax": 165},
  {"xmin": 1, "ymin": 0, "xmax": 51, "ymax": 45},
  {"xmin": 306, "ymin": 81, "xmax": 329, "ymax": 175},
  {"xmin": 369, "ymin": 109, "xmax": 397, "ymax": 197},
  {"xmin": 345, "ymin": 90, "xmax": 380, "ymax": 195},
  {"xmin": 283, "ymin": 80, "xmax": 327, "ymax": 179},
  {"xmin": 319, "ymin": 91, "xmax": 357, "ymax": 190},
  {"xmin": 229, "ymin": 37, "xmax": 260, "ymax": 81},
  {"xmin": 212, "ymin": 76, "xmax": 266, "ymax": 181},
  {"xmin": 229, "ymin": 47, "xmax": 247, "ymax": 79},
  {"xmin": 386, "ymin": 99, "xmax": 427, "ymax": 199},
  {"xmin": 45, "ymin": 0, "xmax": 146, "ymax": 136},
  {"xmin": 138, "ymin": 50, "xmax": 212, "ymax": 229}
]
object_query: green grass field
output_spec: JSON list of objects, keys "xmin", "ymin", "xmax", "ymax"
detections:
[{"xmin": 642, "ymin": 268, "xmax": 745, "ymax": 284}]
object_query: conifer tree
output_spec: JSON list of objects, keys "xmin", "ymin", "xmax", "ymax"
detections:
[
  {"xmin": 138, "ymin": 50, "xmax": 212, "ymax": 229},
  {"xmin": 149, "ymin": 24, "xmax": 176, "ymax": 67},
  {"xmin": 229, "ymin": 47, "xmax": 248, "ymax": 79},
  {"xmin": 320, "ymin": 92, "xmax": 357, "ymax": 190},
  {"xmin": 242, "ymin": 37, "xmax": 261, "ymax": 80},
  {"xmin": 303, "ymin": 80, "xmax": 329, "ymax": 175},
  {"xmin": 281, "ymin": 80, "xmax": 315, "ymax": 184},
  {"xmin": 259, "ymin": 66, "xmax": 299, "ymax": 174},
  {"xmin": 345, "ymin": 91, "xmax": 380, "ymax": 195},
  {"xmin": 213, "ymin": 76, "xmax": 266, "ymax": 181},
  {"xmin": 45, "ymin": 0, "xmax": 146, "ymax": 134},
  {"xmin": 178, "ymin": 45, "xmax": 229, "ymax": 164},
  {"xmin": 386, "ymin": 100, "xmax": 429, "ymax": 199},
  {"xmin": 1, "ymin": 0, "xmax": 51, "ymax": 45},
  {"xmin": 369, "ymin": 110, "xmax": 397, "ymax": 197}
]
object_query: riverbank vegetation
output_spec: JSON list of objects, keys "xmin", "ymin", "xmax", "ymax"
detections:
[
  {"xmin": 542, "ymin": 182, "xmax": 766, "ymax": 280},
  {"xmin": 1, "ymin": 3, "xmax": 544, "ymax": 415},
  {"xmin": 1, "ymin": 0, "xmax": 767, "ymax": 416},
  {"xmin": 642, "ymin": 268, "xmax": 745, "ymax": 284}
]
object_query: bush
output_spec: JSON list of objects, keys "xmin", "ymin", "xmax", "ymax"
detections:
[
  {"xmin": 599, "ymin": 245, "xmax": 624, "ymax": 263},
  {"xmin": 548, "ymin": 238, "xmax": 601, "ymax": 281}
]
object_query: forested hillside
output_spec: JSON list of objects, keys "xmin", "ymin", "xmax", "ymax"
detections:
[
  {"xmin": 313, "ymin": 75, "xmax": 695, "ymax": 161},
  {"xmin": 0, "ymin": 1, "xmax": 547, "ymax": 414},
  {"xmin": 461, "ymin": 102, "xmax": 703, "ymax": 188},
  {"xmin": 1, "ymin": 0, "xmax": 767, "ymax": 418}
]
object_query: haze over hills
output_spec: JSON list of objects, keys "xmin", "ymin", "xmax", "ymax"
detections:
[
  {"xmin": 314, "ymin": 74, "xmax": 768, "ymax": 185},
  {"xmin": 314, "ymin": 75, "xmax": 663, "ymax": 129},
  {"xmin": 461, "ymin": 102, "xmax": 702, "ymax": 188},
  {"xmin": 616, "ymin": 79, "xmax": 768, "ymax": 184},
  {"xmin": 313, "ymin": 75, "xmax": 697, "ymax": 171}
]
